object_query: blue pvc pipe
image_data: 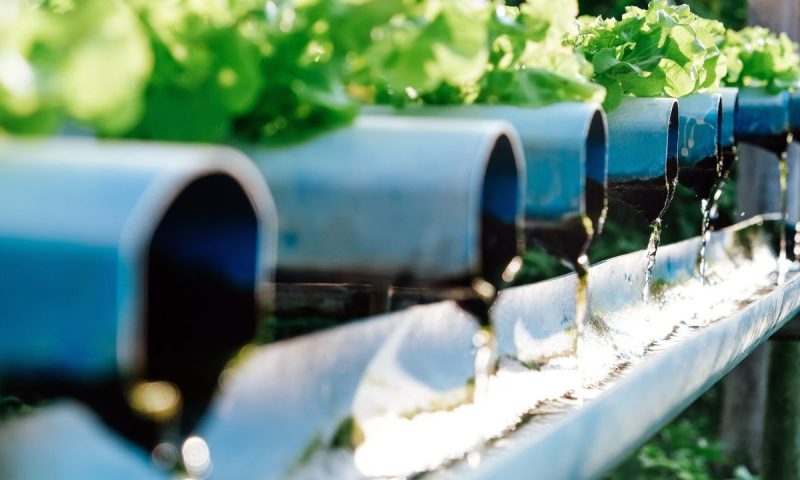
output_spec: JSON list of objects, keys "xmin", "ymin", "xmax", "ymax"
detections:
[
  {"xmin": 606, "ymin": 97, "xmax": 679, "ymax": 221},
  {"xmin": 678, "ymin": 92, "xmax": 721, "ymax": 167},
  {"xmin": 0, "ymin": 138, "xmax": 277, "ymax": 384},
  {"xmin": 361, "ymin": 103, "xmax": 608, "ymax": 263},
  {"xmin": 736, "ymin": 87, "xmax": 790, "ymax": 154},
  {"xmin": 677, "ymin": 92, "xmax": 725, "ymax": 198},
  {"xmin": 247, "ymin": 115, "xmax": 526, "ymax": 288}
]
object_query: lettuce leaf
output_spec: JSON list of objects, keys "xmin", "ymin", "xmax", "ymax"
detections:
[
  {"xmin": 722, "ymin": 26, "xmax": 800, "ymax": 92},
  {"xmin": 569, "ymin": 0, "xmax": 727, "ymax": 110}
]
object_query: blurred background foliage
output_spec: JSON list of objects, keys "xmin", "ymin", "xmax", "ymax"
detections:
[{"xmin": 578, "ymin": 0, "xmax": 748, "ymax": 30}]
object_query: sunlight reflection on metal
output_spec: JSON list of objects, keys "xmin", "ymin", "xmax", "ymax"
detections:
[
  {"xmin": 128, "ymin": 381, "xmax": 181, "ymax": 423},
  {"xmin": 181, "ymin": 436, "xmax": 212, "ymax": 478}
]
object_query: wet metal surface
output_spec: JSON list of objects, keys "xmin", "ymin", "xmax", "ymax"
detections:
[{"xmin": 190, "ymin": 216, "xmax": 790, "ymax": 480}]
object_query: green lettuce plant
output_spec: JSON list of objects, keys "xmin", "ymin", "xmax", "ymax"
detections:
[
  {"xmin": 0, "ymin": 0, "xmax": 152, "ymax": 135},
  {"xmin": 722, "ymin": 26, "xmax": 800, "ymax": 92},
  {"xmin": 476, "ymin": 0, "xmax": 606, "ymax": 107},
  {"xmin": 569, "ymin": 0, "xmax": 727, "ymax": 109}
]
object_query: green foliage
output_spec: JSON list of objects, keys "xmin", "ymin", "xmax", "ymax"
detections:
[
  {"xmin": 0, "ymin": 0, "xmax": 152, "ymax": 135},
  {"xmin": 0, "ymin": 0, "xmax": 387, "ymax": 143},
  {"xmin": 606, "ymin": 384, "xmax": 759, "ymax": 480},
  {"xmin": 475, "ymin": 0, "xmax": 605, "ymax": 108},
  {"xmin": 578, "ymin": 0, "xmax": 747, "ymax": 31},
  {"xmin": 347, "ymin": 0, "xmax": 490, "ymax": 106},
  {"xmin": 349, "ymin": 0, "xmax": 605, "ymax": 108},
  {"xmin": 1, "ymin": 0, "xmax": 605, "ymax": 141},
  {"xmin": 722, "ymin": 26, "xmax": 800, "ymax": 93},
  {"xmin": 569, "ymin": 0, "xmax": 728, "ymax": 110},
  {"xmin": 0, "ymin": 395, "xmax": 36, "ymax": 420}
]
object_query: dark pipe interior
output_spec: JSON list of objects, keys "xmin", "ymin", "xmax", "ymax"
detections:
[
  {"xmin": 607, "ymin": 102, "xmax": 680, "ymax": 224},
  {"xmin": 680, "ymin": 100, "xmax": 724, "ymax": 200},
  {"xmin": 0, "ymin": 174, "xmax": 261, "ymax": 449},
  {"xmin": 146, "ymin": 174, "xmax": 259, "ymax": 436},
  {"xmin": 479, "ymin": 133, "xmax": 522, "ymax": 288},
  {"xmin": 524, "ymin": 111, "xmax": 608, "ymax": 268}
]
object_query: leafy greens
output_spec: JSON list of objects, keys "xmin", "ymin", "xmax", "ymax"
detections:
[
  {"xmin": 569, "ymin": 0, "xmax": 727, "ymax": 109},
  {"xmin": 722, "ymin": 26, "xmax": 800, "ymax": 92}
]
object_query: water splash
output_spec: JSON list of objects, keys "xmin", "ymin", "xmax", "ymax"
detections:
[
  {"xmin": 642, "ymin": 219, "xmax": 663, "ymax": 302},
  {"xmin": 458, "ymin": 278, "xmax": 497, "ymax": 404},
  {"xmin": 698, "ymin": 179, "xmax": 726, "ymax": 285},
  {"xmin": 573, "ymin": 254, "xmax": 590, "ymax": 362},
  {"xmin": 472, "ymin": 327, "xmax": 495, "ymax": 405}
]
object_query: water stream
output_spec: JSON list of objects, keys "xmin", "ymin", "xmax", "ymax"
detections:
[
  {"xmin": 778, "ymin": 152, "xmax": 789, "ymax": 285},
  {"xmin": 642, "ymin": 219, "xmax": 663, "ymax": 302},
  {"xmin": 698, "ymin": 184, "xmax": 725, "ymax": 285}
]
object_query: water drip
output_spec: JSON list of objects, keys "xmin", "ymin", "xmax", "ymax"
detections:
[{"xmin": 642, "ymin": 219, "xmax": 663, "ymax": 302}]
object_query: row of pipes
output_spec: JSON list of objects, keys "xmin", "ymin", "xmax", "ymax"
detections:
[{"xmin": 1, "ymin": 85, "xmax": 800, "ymax": 449}]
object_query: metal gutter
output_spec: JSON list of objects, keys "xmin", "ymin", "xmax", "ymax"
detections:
[{"xmin": 193, "ymin": 216, "xmax": 789, "ymax": 480}]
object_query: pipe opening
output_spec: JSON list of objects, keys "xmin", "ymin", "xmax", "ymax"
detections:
[
  {"xmin": 480, "ymin": 133, "xmax": 521, "ymax": 287},
  {"xmin": 677, "ymin": 99, "xmax": 722, "ymax": 200},
  {"xmin": 146, "ymin": 173, "xmax": 259, "ymax": 431},
  {"xmin": 665, "ymin": 101, "xmax": 680, "ymax": 212},
  {"xmin": 608, "ymin": 102, "xmax": 679, "ymax": 223},
  {"xmin": 585, "ymin": 109, "xmax": 608, "ymax": 237}
]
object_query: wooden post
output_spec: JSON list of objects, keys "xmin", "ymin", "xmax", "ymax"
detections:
[{"xmin": 720, "ymin": 0, "xmax": 800, "ymax": 474}]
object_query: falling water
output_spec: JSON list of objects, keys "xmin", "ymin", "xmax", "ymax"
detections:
[
  {"xmin": 642, "ymin": 219, "xmax": 663, "ymax": 302},
  {"xmin": 472, "ymin": 327, "xmax": 494, "ymax": 404},
  {"xmin": 778, "ymin": 152, "xmax": 789, "ymax": 285},
  {"xmin": 697, "ymin": 176, "xmax": 727, "ymax": 285},
  {"xmin": 460, "ymin": 277, "xmax": 497, "ymax": 404},
  {"xmin": 573, "ymin": 254, "xmax": 590, "ymax": 361}
]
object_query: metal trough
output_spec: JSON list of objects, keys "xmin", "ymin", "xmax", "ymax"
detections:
[
  {"xmin": 177, "ymin": 215, "xmax": 790, "ymax": 480},
  {"xmin": 606, "ymin": 97, "xmax": 680, "ymax": 222},
  {"xmin": 0, "ymin": 137, "xmax": 277, "ymax": 444},
  {"xmin": 0, "ymin": 402, "xmax": 167, "ymax": 480},
  {"xmin": 735, "ymin": 87, "xmax": 791, "ymax": 155},
  {"xmin": 677, "ymin": 92, "xmax": 723, "ymax": 199},
  {"xmin": 362, "ymin": 103, "xmax": 608, "ymax": 267},
  {"xmin": 248, "ymin": 115, "xmax": 525, "ymax": 294}
]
